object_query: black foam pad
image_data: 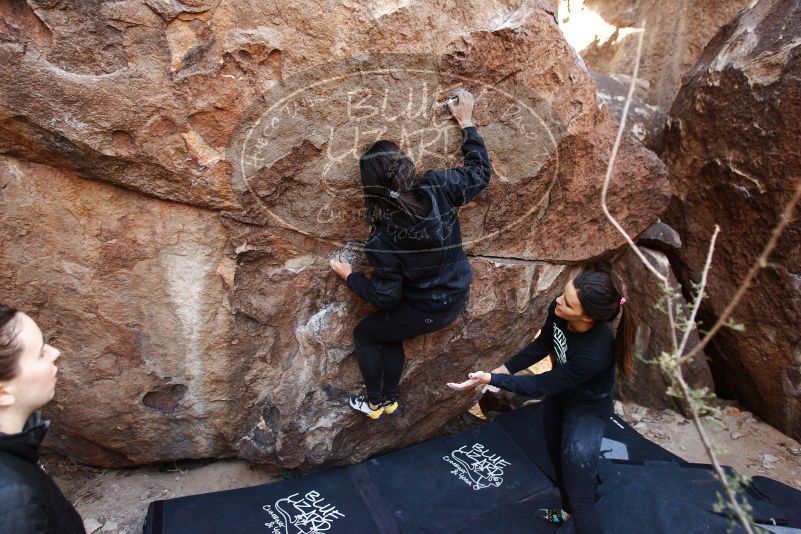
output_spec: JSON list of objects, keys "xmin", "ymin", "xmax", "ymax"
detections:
[
  {"xmin": 750, "ymin": 477, "xmax": 801, "ymax": 528},
  {"xmin": 448, "ymin": 488, "xmax": 563, "ymax": 534},
  {"xmin": 494, "ymin": 401, "xmax": 682, "ymax": 479},
  {"xmin": 145, "ymin": 422, "xmax": 555, "ymax": 534},
  {"xmin": 362, "ymin": 423, "xmax": 552, "ymax": 532},
  {"xmin": 598, "ymin": 460, "xmax": 787, "ymax": 532},
  {"xmin": 603, "ymin": 414, "xmax": 683, "ymax": 462},
  {"xmin": 144, "ymin": 465, "xmax": 382, "ymax": 534},
  {"xmin": 144, "ymin": 403, "xmax": 796, "ymax": 534}
]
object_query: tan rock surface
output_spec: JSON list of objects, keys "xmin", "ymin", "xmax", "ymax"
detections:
[
  {"xmin": 663, "ymin": 0, "xmax": 801, "ymax": 441},
  {"xmin": 0, "ymin": 0, "xmax": 669, "ymax": 467},
  {"xmin": 0, "ymin": 157, "xmax": 238, "ymax": 464}
]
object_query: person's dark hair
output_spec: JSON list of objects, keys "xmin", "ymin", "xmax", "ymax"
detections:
[
  {"xmin": 0, "ymin": 305, "xmax": 21, "ymax": 382},
  {"xmin": 359, "ymin": 140, "xmax": 426, "ymax": 225},
  {"xmin": 573, "ymin": 272, "xmax": 637, "ymax": 381}
]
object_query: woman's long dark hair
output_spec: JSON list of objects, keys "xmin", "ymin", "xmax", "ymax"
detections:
[
  {"xmin": 573, "ymin": 272, "xmax": 637, "ymax": 381},
  {"xmin": 359, "ymin": 140, "xmax": 426, "ymax": 225},
  {"xmin": 0, "ymin": 305, "xmax": 21, "ymax": 382}
]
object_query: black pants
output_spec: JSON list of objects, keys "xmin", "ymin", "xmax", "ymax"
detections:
[
  {"xmin": 542, "ymin": 396, "xmax": 610, "ymax": 534},
  {"xmin": 353, "ymin": 297, "xmax": 465, "ymax": 406}
]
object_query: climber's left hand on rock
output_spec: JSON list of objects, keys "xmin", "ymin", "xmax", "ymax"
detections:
[{"xmin": 330, "ymin": 259, "xmax": 353, "ymax": 280}]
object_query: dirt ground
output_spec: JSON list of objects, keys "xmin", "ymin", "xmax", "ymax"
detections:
[
  {"xmin": 49, "ymin": 401, "xmax": 801, "ymax": 534},
  {"xmin": 614, "ymin": 401, "xmax": 801, "ymax": 491}
]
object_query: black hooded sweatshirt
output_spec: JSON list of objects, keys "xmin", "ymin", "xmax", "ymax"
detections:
[
  {"xmin": 490, "ymin": 300, "xmax": 616, "ymax": 412},
  {"xmin": 0, "ymin": 412, "xmax": 85, "ymax": 533},
  {"xmin": 347, "ymin": 126, "xmax": 492, "ymax": 312}
]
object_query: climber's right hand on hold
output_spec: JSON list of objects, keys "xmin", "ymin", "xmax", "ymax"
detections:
[
  {"xmin": 447, "ymin": 88, "xmax": 476, "ymax": 129},
  {"xmin": 330, "ymin": 259, "xmax": 353, "ymax": 281}
]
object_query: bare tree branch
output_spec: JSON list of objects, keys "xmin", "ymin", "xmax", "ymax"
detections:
[
  {"xmin": 599, "ymin": 25, "xmax": 669, "ymax": 285},
  {"xmin": 671, "ymin": 367, "xmax": 753, "ymax": 532},
  {"xmin": 677, "ymin": 225, "xmax": 720, "ymax": 358}
]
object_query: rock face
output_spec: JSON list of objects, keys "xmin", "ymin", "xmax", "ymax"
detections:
[
  {"xmin": 592, "ymin": 71, "xmax": 666, "ymax": 151},
  {"xmin": 0, "ymin": 1, "xmax": 668, "ymax": 467},
  {"xmin": 560, "ymin": 0, "xmax": 749, "ymax": 110},
  {"xmin": 612, "ymin": 247, "xmax": 714, "ymax": 414},
  {"xmin": 558, "ymin": 0, "xmax": 748, "ymax": 149},
  {"xmin": 663, "ymin": 0, "xmax": 801, "ymax": 441}
]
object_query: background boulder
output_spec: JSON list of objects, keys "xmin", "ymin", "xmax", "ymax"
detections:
[
  {"xmin": 558, "ymin": 0, "xmax": 749, "ymax": 149},
  {"xmin": 612, "ymin": 246, "xmax": 714, "ymax": 414},
  {"xmin": 663, "ymin": 0, "xmax": 801, "ymax": 441}
]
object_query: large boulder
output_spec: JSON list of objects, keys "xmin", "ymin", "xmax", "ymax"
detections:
[
  {"xmin": 0, "ymin": 0, "xmax": 668, "ymax": 468},
  {"xmin": 663, "ymin": 0, "xmax": 801, "ymax": 441}
]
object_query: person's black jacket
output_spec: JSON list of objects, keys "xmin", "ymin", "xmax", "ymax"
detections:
[
  {"xmin": 347, "ymin": 126, "xmax": 492, "ymax": 312},
  {"xmin": 490, "ymin": 300, "xmax": 616, "ymax": 408},
  {"xmin": 0, "ymin": 412, "xmax": 85, "ymax": 533}
]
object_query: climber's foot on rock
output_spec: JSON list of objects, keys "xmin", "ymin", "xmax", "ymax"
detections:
[
  {"xmin": 348, "ymin": 395, "xmax": 384, "ymax": 420},
  {"xmin": 382, "ymin": 399, "xmax": 399, "ymax": 415}
]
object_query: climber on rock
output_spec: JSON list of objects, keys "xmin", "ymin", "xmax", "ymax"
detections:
[
  {"xmin": 0, "ymin": 304, "xmax": 86, "ymax": 532},
  {"xmin": 330, "ymin": 88, "xmax": 492, "ymax": 420},
  {"xmin": 450, "ymin": 272, "xmax": 638, "ymax": 534}
]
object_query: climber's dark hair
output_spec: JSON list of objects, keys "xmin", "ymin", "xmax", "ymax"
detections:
[
  {"xmin": 359, "ymin": 140, "xmax": 426, "ymax": 225},
  {"xmin": 573, "ymin": 272, "xmax": 637, "ymax": 381},
  {"xmin": 0, "ymin": 305, "xmax": 22, "ymax": 382}
]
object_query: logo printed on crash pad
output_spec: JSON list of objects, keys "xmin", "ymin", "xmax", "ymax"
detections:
[
  {"xmin": 442, "ymin": 443, "xmax": 511, "ymax": 490},
  {"xmin": 262, "ymin": 490, "xmax": 345, "ymax": 534}
]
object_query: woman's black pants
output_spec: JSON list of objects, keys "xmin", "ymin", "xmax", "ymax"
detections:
[
  {"xmin": 353, "ymin": 298, "xmax": 465, "ymax": 406},
  {"xmin": 542, "ymin": 396, "xmax": 610, "ymax": 534}
]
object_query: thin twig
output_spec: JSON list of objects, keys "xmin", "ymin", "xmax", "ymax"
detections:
[
  {"xmin": 679, "ymin": 182, "xmax": 801, "ymax": 365},
  {"xmin": 677, "ymin": 226, "xmax": 720, "ymax": 358},
  {"xmin": 665, "ymin": 290, "xmax": 679, "ymax": 353},
  {"xmin": 663, "ymin": 223, "xmax": 750, "ymax": 533},
  {"xmin": 599, "ymin": 26, "xmax": 668, "ymax": 285}
]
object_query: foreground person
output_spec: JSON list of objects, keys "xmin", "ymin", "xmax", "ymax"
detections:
[
  {"xmin": 451, "ymin": 272, "xmax": 637, "ymax": 533},
  {"xmin": 0, "ymin": 304, "xmax": 85, "ymax": 533},
  {"xmin": 331, "ymin": 88, "xmax": 492, "ymax": 419}
]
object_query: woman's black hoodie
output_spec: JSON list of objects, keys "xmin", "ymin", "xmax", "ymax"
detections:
[
  {"xmin": 0, "ymin": 412, "xmax": 85, "ymax": 533},
  {"xmin": 490, "ymin": 300, "xmax": 616, "ymax": 410},
  {"xmin": 347, "ymin": 126, "xmax": 492, "ymax": 312}
]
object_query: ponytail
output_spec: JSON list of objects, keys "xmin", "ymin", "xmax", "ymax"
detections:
[
  {"xmin": 573, "ymin": 272, "xmax": 638, "ymax": 382},
  {"xmin": 360, "ymin": 141, "xmax": 426, "ymax": 224},
  {"xmin": 614, "ymin": 304, "xmax": 637, "ymax": 381}
]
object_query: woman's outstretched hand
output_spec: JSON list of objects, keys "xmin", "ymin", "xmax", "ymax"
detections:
[
  {"xmin": 330, "ymin": 259, "xmax": 353, "ymax": 281},
  {"xmin": 447, "ymin": 88, "xmax": 476, "ymax": 129},
  {"xmin": 447, "ymin": 371, "xmax": 491, "ymax": 391}
]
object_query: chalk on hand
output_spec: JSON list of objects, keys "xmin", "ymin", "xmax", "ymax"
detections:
[{"xmin": 447, "ymin": 377, "xmax": 478, "ymax": 390}]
